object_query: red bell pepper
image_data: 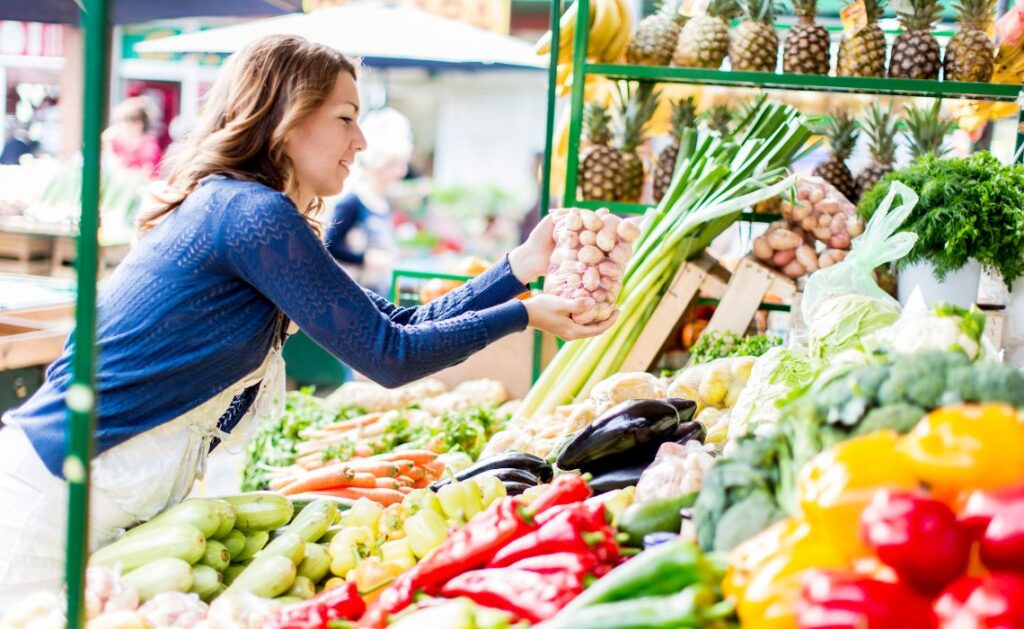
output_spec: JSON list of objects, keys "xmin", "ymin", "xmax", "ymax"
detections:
[
  {"xmin": 965, "ymin": 489, "xmax": 1024, "ymax": 573},
  {"xmin": 440, "ymin": 567, "xmax": 585, "ymax": 623},
  {"xmin": 524, "ymin": 474, "xmax": 591, "ymax": 516},
  {"xmin": 488, "ymin": 503, "xmax": 615, "ymax": 568},
  {"xmin": 960, "ymin": 485, "xmax": 1024, "ymax": 536},
  {"xmin": 796, "ymin": 570, "xmax": 932, "ymax": 629},
  {"xmin": 260, "ymin": 582, "xmax": 365, "ymax": 629},
  {"xmin": 859, "ymin": 490, "xmax": 971, "ymax": 594},
  {"xmin": 933, "ymin": 573, "xmax": 1024, "ymax": 628},
  {"xmin": 506, "ymin": 551, "xmax": 599, "ymax": 576}
]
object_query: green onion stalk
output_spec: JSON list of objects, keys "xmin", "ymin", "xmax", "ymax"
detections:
[{"xmin": 515, "ymin": 101, "xmax": 814, "ymax": 420}]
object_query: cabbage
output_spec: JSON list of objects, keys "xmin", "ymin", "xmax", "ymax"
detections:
[
  {"xmin": 727, "ymin": 347, "xmax": 816, "ymax": 439},
  {"xmin": 807, "ymin": 293, "xmax": 900, "ymax": 360}
]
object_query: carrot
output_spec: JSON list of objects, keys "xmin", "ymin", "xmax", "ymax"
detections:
[
  {"xmin": 422, "ymin": 461, "xmax": 445, "ymax": 479},
  {"xmin": 395, "ymin": 475, "xmax": 415, "ymax": 487},
  {"xmin": 342, "ymin": 460, "xmax": 401, "ymax": 477},
  {"xmin": 389, "ymin": 460, "xmax": 417, "ymax": 477},
  {"xmin": 280, "ymin": 464, "xmax": 371, "ymax": 495},
  {"xmin": 398, "ymin": 486, "xmax": 414, "ymax": 495},
  {"xmin": 402, "ymin": 466, "xmax": 426, "ymax": 482},
  {"xmin": 375, "ymin": 477, "xmax": 402, "ymax": 490},
  {"xmin": 323, "ymin": 413, "xmax": 384, "ymax": 432},
  {"xmin": 319, "ymin": 487, "xmax": 405, "ymax": 506},
  {"xmin": 411, "ymin": 476, "xmax": 431, "ymax": 489},
  {"xmin": 370, "ymin": 450, "xmax": 437, "ymax": 465},
  {"xmin": 354, "ymin": 443, "xmax": 374, "ymax": 458}
]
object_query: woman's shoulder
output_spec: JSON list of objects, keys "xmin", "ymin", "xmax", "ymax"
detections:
[{"xmin": 195, "ymin": 176, "xmax": 297, "ymax": 219}]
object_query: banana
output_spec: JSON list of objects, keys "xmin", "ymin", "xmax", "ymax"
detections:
[
  {"xmin": 588, "ymin": 0, "xmax": 615, "ymax": 58},
  {"xmin": 602, "ymin": 0, "xmax": 633, "ymax": 63},
  {"xmin": 535, "ymin": 2, "xmax": 580, "ymax": 57}
]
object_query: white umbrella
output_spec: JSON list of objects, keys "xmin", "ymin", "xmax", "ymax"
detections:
[{"xmin": 134, "ymin": 1, "xmax": 544, "ymax": 71}]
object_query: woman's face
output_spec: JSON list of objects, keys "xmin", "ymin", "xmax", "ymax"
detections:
[{"xmin": 284, "ymin": 72, "xmax": 367, "ymax": 201}]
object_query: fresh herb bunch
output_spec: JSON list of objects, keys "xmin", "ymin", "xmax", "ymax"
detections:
[
  {"xmin": 241, "ymin": 388, "xmax": 364, "ymax": 491},
  {"xmin": 857, "ymin": 151, "xmax": 1024, "ymax": 287},
  {"xmin": 369, "ymin": 404, "xmax": 510, "ymax": 461},
  {"xmin": 689, "ymin": 331, "xmax": 783, "ymax": 364}
]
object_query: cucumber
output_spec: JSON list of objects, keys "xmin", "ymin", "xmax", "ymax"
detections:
[
  {"xmin": 223, "ymin": 564, "xmax": 246, "ymax": 586},
  {"xmin": 200, "ymin": 540, "xmax": 231, "ymax": 572},
  {"xmin": 222, "ymin": 493, "xmax": 294, "ymax": 532},
  {"xmin": 122, "ymin": 558, "xmax": 193, "ymax": 601},
  {"xmin": 281, "ymin": 499, "xmax": 339, "ymax": 542},
  {"xmin": 212, "ymin": 502, "xmax": 238, "ymax": 539},
  {"xmin": 90, "ymin": 524, "xmax": 206, "ymax": 571},
  {"xmin": 125, "ymin": 499, "xmax": 227, "ymax": 539},
  {"xmin": 222, "ymin": 529, "xmax": 246, "ymax": 560},
  {"xmin": 258, "ymin": 532, "xmax": 305, "ymax": 564},
  {"xmin": 234, "ymin": 531, "xmax": 270, "ymax": 562},
  {"xmin": 224, "ymin": 555, "xmax": 296, "ymax": 598},
  {"xmin": 286, "ymin": 575, "xmax": 316, "ymax": 600},
  {"xmin": 291, "ymin": 495, "xmax": 354, "ymax": 517},
  {"xmin": 297, "ymin": 543, "xmax": 331, "ymax": 583},
  {"xmin": 617, "ymin": 492, "xmax": 697, "ymax": 547},
  {"xmin": 189, "ymin": 564, "xmax": 223, "ymax": 602}
]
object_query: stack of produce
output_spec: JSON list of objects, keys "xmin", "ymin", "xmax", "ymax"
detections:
[
  {"xmin": 726, "ymin": 403, "xmax": 1024, "ymax": 627},
  {"xmin": 518, "ymin": 99, "xmax": 812, "ymax": 420},
  {"xmin": 431, "ymin": 451, "xmax": 553, "ymax": 496},
  {"xmin": 545, "ymin": 207, "xmax": 641, "ymax": 323},
  {"xmin": 534, "ymin": 0, "xmax": 633, "ymax": 96},
  {"xmin": 272, "ymin": 450, "xmax": 444, "ymax": 505}
]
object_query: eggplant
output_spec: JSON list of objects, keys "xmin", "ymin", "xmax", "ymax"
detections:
[
  {"xmin": 502, "ymin": 481, "xmax": 533, "ymax": 496},
  {"xmin": 456, "ymin": 452, "xmax": 552, "ymax": 482},
  {"xmin": 586, "ymin": 463, "xmax": 647, "ymax": 495},
  {"xmin": 671, "ymin": 421, "xmax": 706, "ymax": 445},
  {"xmin": 664, "ymin": 398, "xmax": 698, "ymax": 423},
  {"xmin": 556, "ymin": 399, "xmax": 681, "ymax": 471},
  {"xmin": 430, "ymin": 465, "xmax": 545, "ymax": 492}
]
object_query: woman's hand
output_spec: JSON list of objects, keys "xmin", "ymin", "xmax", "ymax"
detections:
[
  {"xmin": 523, "ymin": 294, "xmax": 619, "ymax": 341},
  {"xmin": 508, "ymin": 216, "xmax": 555, "ymax": 285}
]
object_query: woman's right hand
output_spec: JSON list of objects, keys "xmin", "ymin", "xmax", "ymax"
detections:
[{"xmin": 523, "ymin": 294, "xmax": 619, "ymax": 341}]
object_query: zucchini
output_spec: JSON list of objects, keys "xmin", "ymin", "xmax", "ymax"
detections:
[
  {"xmin": 281, "ymin": 499, "xmax": 338, "ymax": 542},
  {"xmin": 319, "ymin": 525, "xmax": 345, "ymax": 544},
  {"xmin": 618, "ymin": 492, "xmax": 697, "ymax": 547},
  {"xmin": 124, "ymin": 499, "xmax": 226, "ymax": 539},
  {"xmin": 286, "ymin": 575, "xmax": 316, "ymax": 600},
  {"xmin": 234, "ymin": 531, "xmax": 270, "ymax": 562},
  {"xmin": 223, "ymin": 564, "xmax": 246, "ymax": 586},
  {"xmin": 258, "ymin": 532, "xmax": 305, "ymax": 564},
  {"xmin": 222, "ymin": 529, "xmax": 246, "ymax": 560},
  {"xmin": 222, "ymin": 493, "xmax": 294, "ymax": 532},
  {"xmin": 189, "ymin": 564, "xmax": 223, "ymax": 602},
  {"xmin": 122, "ymin": 558, "xmax": 193, "ymax": 601},
  {"xmin": 200, "ymin": 540, "xmax": 231, "ymax": 572},
  {"xmin": 224, "ymin": 555, "xmax": 296, "ymax": 598},
  {"xmin": 90, "ymin": 524, "xmax": 206, "ymax": 571},
  {"xmin": 212, "ymin": 502, "xmax": 238, "ymax": 539},
  {"xmin": 290, "ymin": 495, "xmax": 353, "ymax": 516},
  {"xmin": 297, "ymin": 543, "xmax": 331, "ymax": 583}
]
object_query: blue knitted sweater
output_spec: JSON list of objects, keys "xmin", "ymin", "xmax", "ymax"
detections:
[{"xmin": 9, "ymin": 176, "xmax": 529, "ymax": 478}]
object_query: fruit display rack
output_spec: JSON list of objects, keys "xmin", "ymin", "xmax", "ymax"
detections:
[{"xmin": 552, "ymin": 0, "xmax": 1024, "ymax": 224}]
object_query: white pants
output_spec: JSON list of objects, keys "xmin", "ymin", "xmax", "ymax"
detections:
[{"xmin": 0, "ymin": 425, "xmax": 135, "ymax": 611}]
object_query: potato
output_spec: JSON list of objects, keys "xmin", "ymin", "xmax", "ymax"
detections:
[
  {"xmin": 598, "ymin": 260, "xmax": 623, "ymax": 279},
  {"xmin": 563, "ymin": 213, "xmax": 583, "ymax": 231},
  {"xmin": 579, "ymin": 229, "xmax": 597, "ymax": 246},
  {"xmin": 816, "ymin": 198, "xmax": 840, "ymax": 215},
  {"xmin": 609, "ymin": 242, "xmax": 631, "ymax": 265},
  {"xmin": 847, "ymin": 217, "xmax": 864, "ymax": 237},
  {"xmin": 616, "ymin": 219, "xmax": 640, "ymax": 243},
  {"xmin": 795, "ymin": 245, "xmax": 818, "ymax": 272},
  {"xmin": 578, "ymin": 245, "xmax": 604, "ymax": 265},
  {"xmin": 812, "ymin": 225, "xmax": 832, "ymax": 241},
  {"xmin": 596, "ymin": 229, "xmax": 617, "ymax": 253},
  {"xmin": 790, "ymin": 201, "xmax": 811, "ymax": 221},
  {"xmin": 557, "ymin": 230, "xmax": 579, "ymax": 248},
  {"xmin": 583, "ymin": 267, "xmax": 601, "ymax": 291},
  {"xmin": 808, "ymin": 187, "xmax": 825, "ymax": 203},
  {"xmin": 580, "ymin": 209, "xmax": 602, "ymax": 231},
  {"xmin": 782, "ymin": 260, "xmax": 807, "ymax": 278},
  {"xmin": 766, "ymin": 228, "xmax": 803, "ymax": 250},
  {"xmin": 772, "ymin": 248, "xmax": 796, "ymax": 266},
  {"xmin": 559, "ymin": 260, "xmax": 586, "ymax": 275},
  {"xmin": 828, "ymin": 233, "xmax": 851, "ymax": 249},
  {"xmin": 753, "ymin": 236, "xmax": 773, "ymax": 260}
]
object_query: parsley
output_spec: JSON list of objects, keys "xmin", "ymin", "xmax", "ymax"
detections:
[{"xmin": 689, "ymin": 331, "xmax": 783, "ymax": 365}]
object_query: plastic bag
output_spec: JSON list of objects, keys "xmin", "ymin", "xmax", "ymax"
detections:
[
  {"xmin": 667, "ymin": 356, "xmax": 756, "ymax": 411},
  {"xmin": 726, "ymin": 347, "xmax": 816, "ymax": 441},
  {"xmin": 801, "ymin": 182, "xmax": 919, "ymax": 359},
  {"xmin": 634, "ymin": 440, "xmax": 717, "ymax": 502},
  {"xmin": 588, "ymin": 372, "xmax": 665, "ymax": 415}
]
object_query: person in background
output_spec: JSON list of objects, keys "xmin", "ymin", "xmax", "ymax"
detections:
[
  {"xmin": 323, "ymin": 107, "xmax": 412, "ymax": 297},
  {"xmin": 102, "ymin": 96, "xmax": 163, "ymax": 178},
  {"xmin": 0, "ymin": 118, "xmax": 35, "ymax": 165}
]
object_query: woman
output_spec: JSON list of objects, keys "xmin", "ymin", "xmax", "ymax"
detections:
[
  {"xmin": 102, "ymin": 96, "xmax": 163, "ymax": 178},
  {"xmin": 324, "ymin": 107, "xmax": 413, "ymax": 296},
  {"xmin": 0, "ymin": 35, "xmax": 615, "ymax": 603}
]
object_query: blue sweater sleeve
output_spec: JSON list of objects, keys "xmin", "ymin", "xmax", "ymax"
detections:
[
  {"xmin": 219, "ymin": 189, "xmax": 528, "ymax": 387},
  {"xmin": 324, "ymin": 195, "xmax": 365, "ymax": 265},
  {"xmin": 361, "ymin": 256, "xmax": 528, "ymax": 326}
]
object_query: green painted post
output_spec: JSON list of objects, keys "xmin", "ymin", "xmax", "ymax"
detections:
[
  {"xmin": 66, "ymin": 0, "xmax": 108, "ymax": 624},
  {"xmin": 561, "ymin": 0, "xmax": 590, "ymax": 208},
  {"xmin": 1015, "ymin": 87, "xmax": 1024, "ymax": 164}
]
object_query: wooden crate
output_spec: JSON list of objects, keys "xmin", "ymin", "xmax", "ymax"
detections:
[
  {"xmin": 0, "ymin": 232, "xmax": 53, "ymax": 275},
  {"xmin": 51, "ymin": 237, "xmax": 130, "ymax": 278},
  {"xmin": 703, "ymin": 257, "xmax": 797, "ymax": 335},
  {"xmin": 0, "ymin": 304, "xmax": 74, "ymax": 371}
]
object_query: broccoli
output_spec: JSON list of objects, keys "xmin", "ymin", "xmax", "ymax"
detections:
[
  {"xmin": 851, "ymin": 403, "xmax": 927, "ymax": 437},
  {"xmin": 879, "ymin": 359, "xmax": 948, "ymax": 409},
  {"xmin": 948, "ymin": 361, "xmax": 1024, "ymax": 406}
]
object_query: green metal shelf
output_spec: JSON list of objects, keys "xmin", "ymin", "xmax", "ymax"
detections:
[
  {"xmin": 573, "ymin": 199, "xmax": 781, "ymax": 223},
  {"xmin": 696, "ymin": 296, "xmax": 792, "ymax": 313},
  {"xmin": 584, "ymin": 64, "xmax": 1023, "ymax": 103}
]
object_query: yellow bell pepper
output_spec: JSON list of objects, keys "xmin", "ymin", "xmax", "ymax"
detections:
[
  {"xmin": 897, "ymin": 404, "xmax": 1024, "ymax": 497},
  {"xmin": 727, "ymin": 519, "xmax": 847, "ymax": 629},
  {"xmin": 798, "ymin": 430, "xmax": 919, "ymax": 558}
]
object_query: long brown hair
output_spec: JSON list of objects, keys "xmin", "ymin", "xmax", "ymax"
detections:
[{"xmin": 139, "ymin": 35, "xmax": 357, "ymax": 234}]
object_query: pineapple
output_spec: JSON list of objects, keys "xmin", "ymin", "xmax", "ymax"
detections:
[
  {"xmin": 612, "ymin": 83, "xmax": 660, "ymax": 203},
  {"xmin": 904, "ymin": 100, "xmax": 954, "ymax": 160},
  {"xmin": 812, "ymin": 110, "xmax": 859, "ymax": 202},
  {"xmin": 729, "ymin": 0, "xmax": 780, "ymax": 73},
  {"xmin": 703, "ymin": 103, "xmax": 734, "ymax": 138},
  {"xmin": 836, "ymin": 0, "xmax": 887, "ymax": 77},
  {"xmin": 674, "ymin": 0, "xmax": 739, "ymax": 69},
  {"xmin": 579, "ymin": 102, "xmax": 626, "ymax": 202},
  {"xmin": 652, "ymin": 97, "xmax": 698, "ymax": 203},
  {"xmin": 783, "ymin": 0, "xmax": 831, "ymax": 75},
  {"xmin": 889, "ymin": 0, "xmax": 942, "ymax": 79},
  {"xmin": 855, "ymin": 104, "xmax": 898, "ymax": 198},
  {"xmin": 627, "ymin": 0, "xmax": 687, "ymax": 66},
  {"xmin": 944, "ymin": 0, "xmax": 997, "ymax": 82}
]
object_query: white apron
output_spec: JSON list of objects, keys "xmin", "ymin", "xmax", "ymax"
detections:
[{"xmin": 0, "ymin": 331, "xmax": 287, "ymax": 610}]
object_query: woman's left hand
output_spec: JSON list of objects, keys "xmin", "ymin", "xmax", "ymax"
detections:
[{"xmin": 508, "ymin": 215, "xmax": 555, "ymax": 285}]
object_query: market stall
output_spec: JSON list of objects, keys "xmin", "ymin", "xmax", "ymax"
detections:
[{"xmin": 9, "ymin": 0, "xmax": 1024, "ymax": 627}]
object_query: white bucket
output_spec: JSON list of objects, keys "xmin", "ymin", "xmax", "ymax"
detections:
[{"xmin": 898, "ymin": 259, "xmax": 982, "ymax": 309}]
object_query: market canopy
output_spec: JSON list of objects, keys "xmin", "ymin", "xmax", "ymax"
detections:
[
  {"xmin": 133, "ymin": 2, "xmax": 545, "ymax": 71},
  {"xmin": 0, "ymin": 0, "xmax": 301, "ymax": 25}
]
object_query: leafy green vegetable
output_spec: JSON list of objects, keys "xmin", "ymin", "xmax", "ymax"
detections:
[
  {"xmin": 241, "ymin": 388, "xmax": 364, "ymax": 491},
  {"xmin": 371, "ymin": 405, "xmax": 510, "ymax": 460},
  {"xmin": 728, "ymin": 347, "xmax": 817, "ymax": 438},
  {"xmin": 689, "ymin": 331, "xmax": 783, "ymax": 365},
  {"xmin": 807, "ymin": 293, "xmax": 900, "ymax": 360},
  {"xmin": 858, "ymin": 151, "xmax": 1024, "ymax": 286}
]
